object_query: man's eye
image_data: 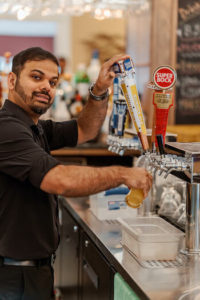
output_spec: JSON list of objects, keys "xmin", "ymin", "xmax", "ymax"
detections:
[
  {"xmin": 50, "ymin": 81, "xmax": 57, "ymax": 87},
  {"xmin": 32, "ymin": 75, "xmax": 41, "ymax": 80}
]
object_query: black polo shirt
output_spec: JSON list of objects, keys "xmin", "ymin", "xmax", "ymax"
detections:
[{"xmin": 0, "ymin": 100, "xmax": 78, "ymax": 260}]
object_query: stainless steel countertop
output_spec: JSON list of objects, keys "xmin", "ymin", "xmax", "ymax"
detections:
[{"xmin": 62, "ymin": 197, "xmax": 200, "ymax": 300}]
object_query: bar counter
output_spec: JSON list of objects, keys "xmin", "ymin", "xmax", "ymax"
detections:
[
  {"xmin": 61, "ymin": 196, "xmax": 200, "ymax": 300},
  {"xmin": 51, "ymin": 143, "xmax": 140, "ymax": 157}
]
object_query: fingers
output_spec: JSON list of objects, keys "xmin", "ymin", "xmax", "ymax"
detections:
[
  {"xmin": 143, "ymin": 172, "xmax": 152, "ymax": 198},
  {"xmin": 95, "ymin": 53, "xmax": 130, "ymax": 92},
  {"xmin": 101, "ymin": 53, "xmax": 130, "ymax": 75},
  {"xmin": 104, "ymin": 54, "xmax": 130, "ymax": 69},
  {"xmin": 125, "ymin": 167, "xmax": 153, "ymax": 199}
]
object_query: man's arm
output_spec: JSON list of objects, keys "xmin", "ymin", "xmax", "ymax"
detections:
[
  {"xmin": 77, "ymin": 54, "xmax": 130, "ymax": 144},
  {"xmin": 40, "ymin": 164, "xmax": 152, "ymax": 198}
]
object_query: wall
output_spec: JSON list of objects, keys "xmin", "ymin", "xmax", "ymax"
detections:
[
  {"xmin": 71, "ymin": 13, "xmax": 126, "ymax": 71},
  {"xmin": 0, "ymin": 19, "xmax": 57, "ymax": 55},
  {"xmin": 0, "ymin": 14, "xmax": 125, "ymax": 72},
  {"xmin": 0, "ymin": 36, "xmax": 53, "ymax": 56},
  {"xmin": 54, "ymin": 16, "xmax": 72, "ymax": 68},
  {"xmin": 126, "ymin": 8, "xmax": 151, "ymax": 95},
  {"xmin": 0, "ymin": 17, "xmax": 71, "ymax": 66}
]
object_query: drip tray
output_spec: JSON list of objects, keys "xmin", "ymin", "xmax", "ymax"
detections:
[{"xmin": 124, "ymin": 245, "xmax": 188, "ymax": 269}]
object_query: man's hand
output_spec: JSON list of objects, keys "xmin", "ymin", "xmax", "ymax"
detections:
[
  {"xmin": 77, "ymin": 54, "xmax": 130, "ymax": 144},
  {"xmin": 92, "ymin": 54, "xmax": 130, "ymax": 95},
  {"xmin": 121, "ymin": 167, "xmax": 152, "ymax": 198}
]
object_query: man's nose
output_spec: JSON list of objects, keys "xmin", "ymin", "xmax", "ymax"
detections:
[{"xmin": 39, "ymin": 80, "xmax": 51, "ymax": 91}]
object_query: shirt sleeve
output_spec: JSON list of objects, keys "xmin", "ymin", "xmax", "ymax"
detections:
[
  {"xmin": 0, "ymin": 117, "xmax": 60, "ymax": 188},
  {"xmin": 40, "ymin": 119, "xmax": 78, "ymax": 150}
]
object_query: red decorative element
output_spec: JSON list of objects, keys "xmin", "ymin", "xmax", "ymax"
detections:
[{"xmin": 153, "ymin": 66, "xmax": 176, "ymax": 90}]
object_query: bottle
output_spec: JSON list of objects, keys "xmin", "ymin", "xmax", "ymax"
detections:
[
  {"xmin": 54, "ymin": 96, "xmax": 71, "ymax": 121},
  {"xmin": 0, "ymin": 81, "xmax": 2, "ymax": 107},
  {"xmin": 74, "ymin": 63, "xmax": 90, "ymax": 98},
  {"xmin": 87, "ymin": 49, "xmax": 101, "ymax": 83},
  {"xmin": 69, "ymin": 90, "xmax": 83, "ymax": 117},
  {"xmin": 1, "ymin": 52, "xmax": 12, "ymax": 105},
  {"xmin": 52, "ymin": 85, "xmax": 71, "ymax": 121}
]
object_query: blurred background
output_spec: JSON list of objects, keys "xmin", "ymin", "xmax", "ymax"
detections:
[{"xmin": 0, "ymin": 0, "xmax": 199, "ymax": 142}]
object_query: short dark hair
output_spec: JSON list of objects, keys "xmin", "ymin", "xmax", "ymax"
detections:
[{"xmin": 12, "ymin": 47, "xmax": 59, "ymax": 76}]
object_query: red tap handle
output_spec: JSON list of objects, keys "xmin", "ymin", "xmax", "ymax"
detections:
[{"xmin": 153, "ymin": 90, "xmax": 174, "ymax": 147}]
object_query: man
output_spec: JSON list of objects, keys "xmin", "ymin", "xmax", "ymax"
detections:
[{"xmin": 0, "ymin": 47, "xmax": 152, "ymax": 300}]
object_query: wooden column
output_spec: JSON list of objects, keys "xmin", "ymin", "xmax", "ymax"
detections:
[{"xmin": 143, "ymin": 0, "xmax": 178, "ymax": 127}]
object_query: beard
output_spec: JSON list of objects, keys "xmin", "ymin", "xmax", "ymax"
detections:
[{"xmin": 15, "ymin": 79, "xmax": 52, "ymax": 115}]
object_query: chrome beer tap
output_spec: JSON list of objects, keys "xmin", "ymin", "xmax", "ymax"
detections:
[
  {"xmin": 107, "ymin": 135, "xmax": 142, "ymax": 155},
  {"xmin": 147, "ymin": 142, "xmax": 200, "ymax": 255}
]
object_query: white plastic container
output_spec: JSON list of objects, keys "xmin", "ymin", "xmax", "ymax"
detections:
[
  {"xmin": 89, "ymin": 192, "xmax": 137, "ymax": 220},
  {"xmin": 119, "ymin": 216, "xmax": 184, "ymax": 261}
]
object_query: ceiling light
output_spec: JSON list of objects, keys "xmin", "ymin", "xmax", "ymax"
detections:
[{"xmin": 1, "ymin": 0, "xmax": 150, "ymax": 20}]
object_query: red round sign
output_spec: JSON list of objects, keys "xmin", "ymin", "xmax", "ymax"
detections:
[{"xmin": 153, "ymin": 66, "xmax": 176, "ymax": 90}]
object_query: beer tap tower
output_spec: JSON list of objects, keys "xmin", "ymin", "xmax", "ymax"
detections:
[
  {"xmin": 108, "ymin": 59, "xmax": 200, "ymax": 256},
  {"xmin": 147, "ymin": 66, "xmax": 200, "ymax": 255},
  {"xmin": 149, "ymin": 141, "xmax": 200, "ymax": 255}
]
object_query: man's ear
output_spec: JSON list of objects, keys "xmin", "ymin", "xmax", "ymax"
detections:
[{"xmin": 8, "ymin": 72, "xmax": 17, "ymax": 90}]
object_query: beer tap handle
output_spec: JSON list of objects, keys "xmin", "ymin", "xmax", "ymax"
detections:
[{"xmin": 156, "ymin": 134, "xmax": 165, "ymax": 155}]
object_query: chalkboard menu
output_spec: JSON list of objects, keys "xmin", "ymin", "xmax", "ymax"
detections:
[{"xmin": 176, "ymin": 0, "xmax": 200, "ymax": 124}]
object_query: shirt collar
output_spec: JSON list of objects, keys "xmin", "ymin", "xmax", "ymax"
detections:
[{"xmin": 3, "ymin": 99, "xmax": 44, "ymax": 136}]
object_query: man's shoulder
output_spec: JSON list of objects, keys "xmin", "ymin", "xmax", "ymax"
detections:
[
  {"xmin": 0, "ymin": 110, "xmax": 32, "ymax": 137},
  {"xmin": 0, "ymin": 110, "xmax": 25, "ymax": 126}
]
